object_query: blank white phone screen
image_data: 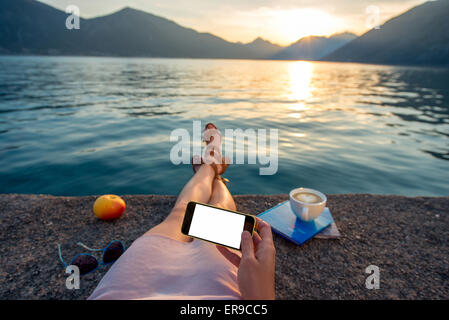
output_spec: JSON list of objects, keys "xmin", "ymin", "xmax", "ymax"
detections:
[{"xmin": 188, "ymin": 204, "xmax": 246, "ymax": 249}]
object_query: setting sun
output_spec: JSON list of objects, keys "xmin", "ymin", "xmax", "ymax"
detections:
[{"xmin": 271, "ymin": 8, "xmax": 345, "ymax": 45}]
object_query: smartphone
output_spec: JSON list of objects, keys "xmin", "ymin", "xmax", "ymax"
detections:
[{"xmin": 181, "ymin": 201, "xmax": 256, "ymax": 250}]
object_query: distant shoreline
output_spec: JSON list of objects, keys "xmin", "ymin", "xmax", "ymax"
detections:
[{"xmin": 1, "ymin": 53, "xmax": 448, "ymax": 69}]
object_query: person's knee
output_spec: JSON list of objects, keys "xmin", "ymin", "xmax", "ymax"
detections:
[
  {"xmin": 207, "ymin": 201, "xmax": 220, "ymax": 209},
  {"xmin": 228, "ymin": 202, "xmax": 237, "ymax": 211},
  {"xmin": 208, "ymin": 200, "xmax": 236, "ymax": 211}
]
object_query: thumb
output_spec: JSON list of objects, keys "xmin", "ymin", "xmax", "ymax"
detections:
[{"xmin": 241, "ymin": 231, "xmax": 255, "ymax": 259}]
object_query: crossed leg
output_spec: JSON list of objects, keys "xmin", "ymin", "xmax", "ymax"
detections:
[
  {"xmin": 208, "ymin": 178, "xmax": 236, "ymax": 211},
  {"xmin": 145, "ymin": 164, "xmax": 236, "ymax": 242}
]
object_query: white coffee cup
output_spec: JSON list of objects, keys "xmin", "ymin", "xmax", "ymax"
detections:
[{"xmin": 289, "ymin": 187, "xmax": 327, "ymax": 221}]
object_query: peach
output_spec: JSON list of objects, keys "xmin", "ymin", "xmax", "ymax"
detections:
[{"xmin": 93, "ymin": 195, "xmax": 126, "ymax": 220}]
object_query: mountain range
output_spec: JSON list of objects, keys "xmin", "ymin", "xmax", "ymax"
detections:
[
  {"xmin": 0, "ymin": 0, "xmax": 259, "ymax": 58},
  {"xmin": 1, "ymin": 0, "xmax": 448, "ymax": 66},
  {"xmin": 324, "ymin": 0, "xmax": 449, "ymax": 66},
  {"xmin": 0, "ymin": 0, "xmax": 354, "ymax": 60},
  {"xmin": 272, "ymin": 32, "xmax": 357, "ymax": 60}
]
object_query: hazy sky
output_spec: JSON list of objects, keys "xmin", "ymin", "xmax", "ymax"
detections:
[{"xmin": 39, "ymin": 0, "xmax": 427, "ymax": 45}]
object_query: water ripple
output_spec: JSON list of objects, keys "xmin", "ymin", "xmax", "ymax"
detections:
[{"xmin": 0, "ymin": 56, "xmax": 448, "ymax": 196}]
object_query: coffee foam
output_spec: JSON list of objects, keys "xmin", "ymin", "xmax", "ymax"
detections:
[{"xmin": 293, "ymin": 192, "xmax": 321, "ymax": 204}]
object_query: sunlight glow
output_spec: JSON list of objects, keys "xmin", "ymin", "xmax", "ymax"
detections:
[
  {"xmin": 287, "ymin": 61, "xmax": 314, "ymax": 101},
  {"xmin": 271, "ymin": 8, "xmax": 344, "ymax": 45},
  {"xmin": 232, "ymin": 7, "xmax": 346, "ymax": 45}
]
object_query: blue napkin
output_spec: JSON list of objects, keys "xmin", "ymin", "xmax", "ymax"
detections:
[{"xmin": 257, "ymin": 201, "xmax": 334, "ymax": 246}]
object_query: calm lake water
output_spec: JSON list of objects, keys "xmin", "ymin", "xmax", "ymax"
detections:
[{"xmin": 0, "ymin": 56, "xmax": 448, "ymax": 196}]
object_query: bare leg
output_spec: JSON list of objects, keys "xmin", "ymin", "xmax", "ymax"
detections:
[
  {"xmin": 145, "ymin": 164, "xmax": 215, "ymax": 241},
  {"xmin": 146, "ymin": 122, "xmax": 229, "ymax": 242},
  {"xmin": 208, "ymin": 178, "xmax": 236, "ymax": 211}
]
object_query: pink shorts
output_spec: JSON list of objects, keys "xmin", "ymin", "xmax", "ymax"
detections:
[{"xmin": 88, "ymin": 234, "xmax": 242, "ymax": 300}]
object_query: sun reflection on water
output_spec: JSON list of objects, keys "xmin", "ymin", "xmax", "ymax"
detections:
[{"xmin": 287, "ymin": 61, "xmax": 314, "ymax": 102}]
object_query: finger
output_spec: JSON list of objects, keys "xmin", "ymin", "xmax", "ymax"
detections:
[
  {"xmin": 255, "ymin": 218, "xmax": 266, "ymax": 241},
  {"xmin": 256, "ymin": 220, "xmax": 276, "ymax": 259},
  {"xmin": 216, "ymin": 245, "xmax": 241, "ymax": 268},
  {"xmin": 257, "ymin": 219, "xmax": 274, "ymax": 243},
  {"xmin": 253, "ymin": 231, "xmax": 262, "ymax": 247},
  {"xmin": 255, "ymin": 217, "xmax": 268, "ymax": 233},
  {"xmin": 241, "ymin": 231, "xmax": 255, "ymax": 259},
  {"xmin": 255, "ymin": 217, "xmax": 267, "ymax": 228},
  {"xmin": 255, "ymin": 217, "xmax": 263, "ymax": 230}
]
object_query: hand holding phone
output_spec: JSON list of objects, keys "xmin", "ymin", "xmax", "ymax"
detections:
[
  {"xmin": 217, "ymin": 218, "xmax": 276, "ymax": 300},
  {"xmin": 181, "ymin": 202, "xmax": 275, "ymax": 299},
  {"xmin": 181, "ymin": 201, "xmax": 256, "ymax": 250}
]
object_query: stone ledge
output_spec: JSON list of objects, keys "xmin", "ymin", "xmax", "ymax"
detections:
[{"xmin": 0, "ymin": 193, "xmax": 447, "ymax": 299}]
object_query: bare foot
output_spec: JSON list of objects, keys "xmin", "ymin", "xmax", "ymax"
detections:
[
  {"xmin": 192, "ymin": 122, "xmax": 221, "ymax": 174},
  {"xmin": 204, "ymin": 123, "xmax": 218, "ymax": 144}
]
